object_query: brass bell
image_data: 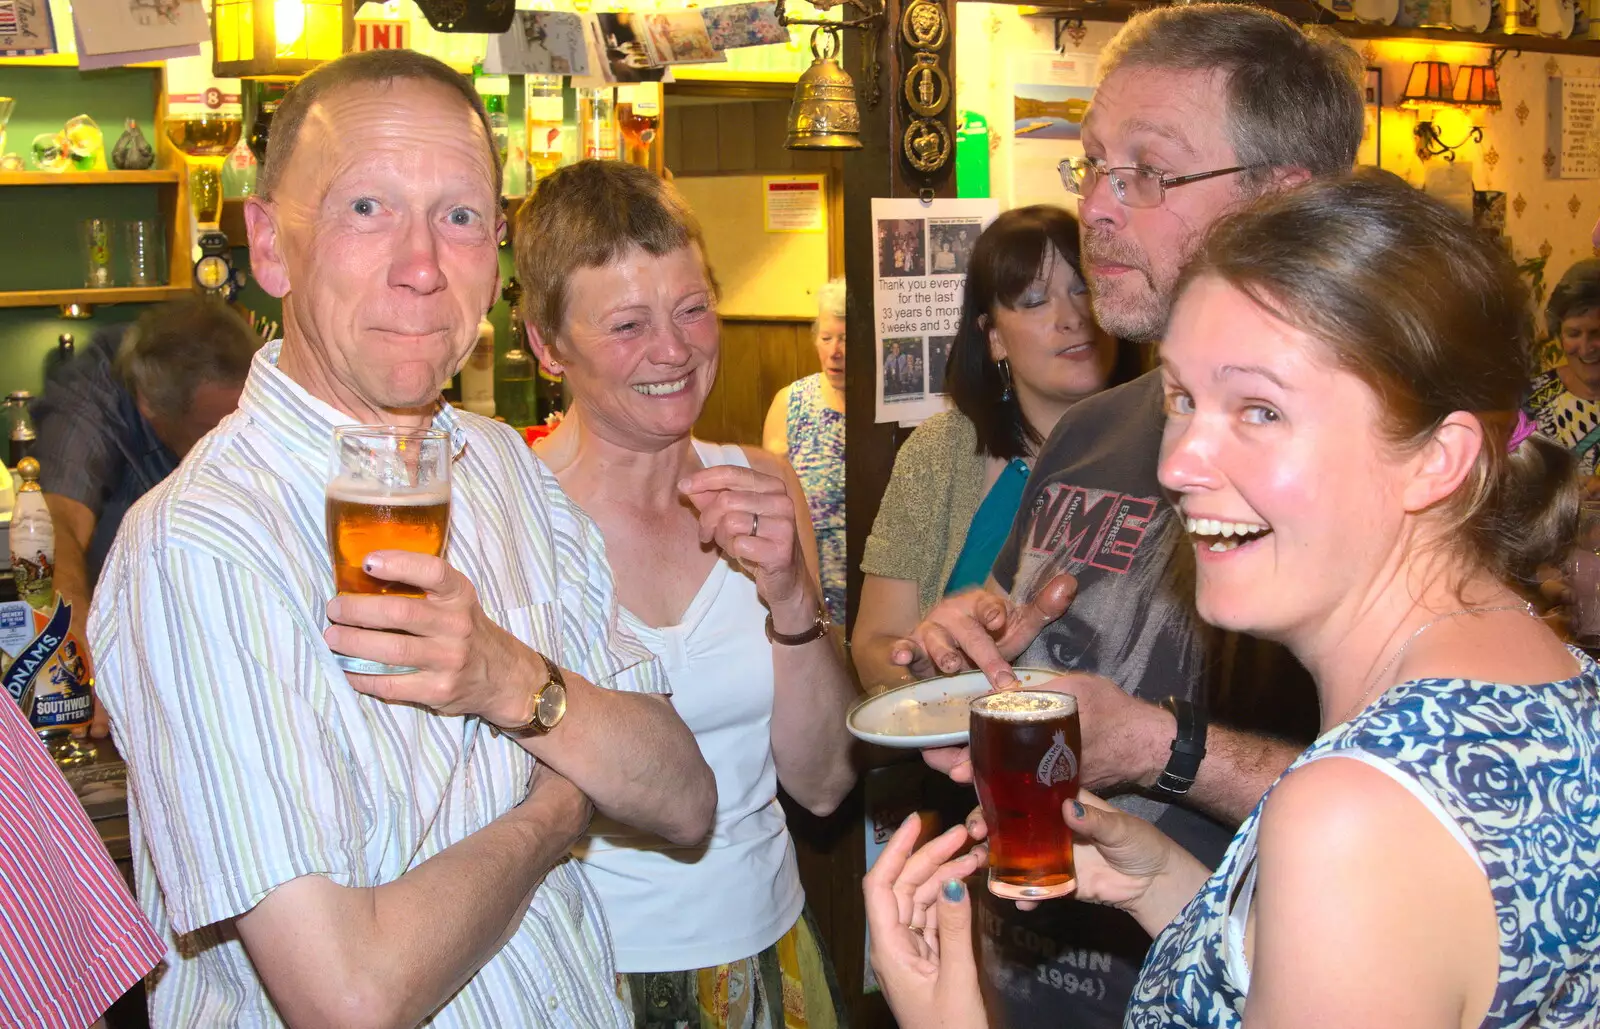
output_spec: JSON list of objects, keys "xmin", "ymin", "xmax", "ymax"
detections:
[{"xmin": 785, "ymin": 27, "xmax": 863, "ymax": 151}]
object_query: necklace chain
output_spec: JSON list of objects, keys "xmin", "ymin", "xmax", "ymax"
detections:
[{"xmin": 1337, "ymin": 603, "xmax": 1535, "ymax": 725}]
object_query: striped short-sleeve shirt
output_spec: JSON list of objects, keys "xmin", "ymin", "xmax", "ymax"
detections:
[
  {"xmin": 0, "ymin": 692, "xmax": 164, "ymax": 1028},
  {"xmin": 90, "ymin": 343, "xmax": 668, "ymax": 1028}
]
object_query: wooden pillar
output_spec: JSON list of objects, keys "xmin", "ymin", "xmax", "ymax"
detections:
[{"xmin": 783, "ymin": 3, "xmax": 960, "ymax": 1027}]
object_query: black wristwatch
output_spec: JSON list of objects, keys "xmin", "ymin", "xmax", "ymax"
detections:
[{"xmin": 1152, "ymin": 697, "xmax": 1207, "ymax": 798}]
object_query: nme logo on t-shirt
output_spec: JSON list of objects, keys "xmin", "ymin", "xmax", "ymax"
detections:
[{"xmin": 1025, "ymin": 484, "xmax": 1157, "ymax": 574}]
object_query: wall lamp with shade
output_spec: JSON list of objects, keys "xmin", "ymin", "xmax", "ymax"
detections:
[
  {"xmin": 212, "ymin": 0, "xmax": 353, "ymax": 77},
  {"xmin": 1400, "ymin": 59, "xmax": 1501, "ymax": 162}
]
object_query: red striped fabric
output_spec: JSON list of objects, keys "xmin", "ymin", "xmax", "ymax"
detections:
[{"xmin": 0, "ymin": 696, "xmax": 163, "ymax": 1029}]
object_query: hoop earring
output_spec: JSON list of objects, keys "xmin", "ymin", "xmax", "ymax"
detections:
[{"xmin": 998, "ymin": 357, "xmax": 1014, "ymax": 402}]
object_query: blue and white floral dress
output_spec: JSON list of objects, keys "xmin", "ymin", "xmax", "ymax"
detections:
[{"xmin": 1128, "ymin": 651, "xmax": 1600, "ymax": 1028}]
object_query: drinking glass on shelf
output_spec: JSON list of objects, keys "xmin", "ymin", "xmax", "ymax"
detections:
[
  {"xmin": 325, "ymin": 425, "xmax": 452, "ymax": 675},
  {"xmin": 122, "ymin": 219, "xmax": 165, "ymax": 286},
  {"xmin": 79, "ymin": 218, "xmax": 112, "ymax": 288},
  {"xmin": 0, "ymin": 97, "xmax": 14, "ymax": 161}
]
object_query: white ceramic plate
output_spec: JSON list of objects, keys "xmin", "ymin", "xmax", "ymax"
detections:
[
  {"xmin": 847, "ymin": 668, "xmax": 1062, "ymax": 749},
  {"xmin": 1353, "ymin": 0, "xmax": 1401, "ymax": 25},
  {"xmin": 1452, "ymin": 0, "xmax": 1492, "ymax": 32},
  {"xmin": 1539, "ymin": 0, "xmax": 1576, "ymax": 36}
]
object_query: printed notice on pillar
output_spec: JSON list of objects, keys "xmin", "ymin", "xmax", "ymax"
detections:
[{"xmin": 873, "ymin": 196, "xmax": 999, "ymax": 425}]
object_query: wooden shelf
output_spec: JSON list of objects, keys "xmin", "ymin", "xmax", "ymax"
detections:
[
  {"xmin": 0, "ymin": 286, "xmax": 192, "ymax": 309},
  {"xmin": 0, "ymin": 170, "xmax": 180, "ymax": 186},
  {"xmin": 1008, "ymin": 0, "xmax": 1600, "ymax": 56}
]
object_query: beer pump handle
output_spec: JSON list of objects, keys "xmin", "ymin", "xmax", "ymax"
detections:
[{"xmin": 1152, "ymin": 697, "xmax": 1207, "ymax": 798}]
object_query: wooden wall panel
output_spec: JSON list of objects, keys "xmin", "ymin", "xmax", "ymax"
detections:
[
  {"xmin": 695, "ymin": 319, "xmax": 819, "ymax": 447},
  {"xmin": 716, "ymin": 102, "xmax": 758, "ymax": 171}
]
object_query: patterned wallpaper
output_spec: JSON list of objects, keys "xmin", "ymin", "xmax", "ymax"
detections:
[{"xmin": 955, "ymin": 6, "xmax": 1600, "ymax": 323}]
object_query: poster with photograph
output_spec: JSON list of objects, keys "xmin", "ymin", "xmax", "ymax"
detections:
[
  {"xmin": 488, "ymin": 11, "xmax": 589, "ymax": 76},
  {"xmin": 638, "ymin": 10, "xmax": 724, "ymax": 66},
  {"xmin": 702, "ymin": 1, "xmax": 788, "ymax": 49},
  {"xmin": 872, "ymin": 196, "xmax": 1000, "ymax": 425},
  {"xmin": 0, "ymin": 0, "xmax": 57, "ymax": 56},
  {"xmin": 1012, "ymin": 52, "xmax": 1096, "ymax": 210}
]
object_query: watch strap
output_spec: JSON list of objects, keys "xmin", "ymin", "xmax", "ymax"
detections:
[
  {"xmin": 489, "ymin": 659, "xmax": 565, "ymax": 739},
  {"xmin": 765, "ymin": 604, "xmax": 830, "ymax": 646},
  {"xmin": 1153, "ymin": 696, "xmax": 1207, "ymax": 797}
]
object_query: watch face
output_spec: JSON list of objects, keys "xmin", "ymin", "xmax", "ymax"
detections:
[{"xmin": 536, "ymin": 681, "xmax": 566, "ymax": 729}]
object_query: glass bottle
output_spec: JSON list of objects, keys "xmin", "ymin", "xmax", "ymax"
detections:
[
  {"xmin": 497, "ymin": 295, "xmax": 538, "ymax": 429},
  {"xmin": 617, "ymin": 83, "xmax": 660, "ymax": 168},
  {"xmin": 525, "ymin": 74, "xmax": 566, "ymax": 189},
  {"xmin": 578, "ymin": 86, "xmax": 618, "ymax": 161},
  {"xmin": 473, "ymin": 63, "xmax": 512, "ymax": 189}
]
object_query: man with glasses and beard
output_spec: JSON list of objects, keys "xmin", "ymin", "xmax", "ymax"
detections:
[{"xmin": 887, "ymin": 6, "xmax": 1365, "ymax": 1025}]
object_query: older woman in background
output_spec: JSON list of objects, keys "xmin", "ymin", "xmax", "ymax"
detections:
[
  {"xmin": 514, "ymin": 160, "xmax": 856, "ymax": 1029},
  {"xmin": 1528, "ymin": 258, "xmax": 1600, "ymax": 479},
  {"xmin": 852, "ymin": 206, "xmax": 1124, "ymax": 690},
  {"xmin": 764, "ymin": 279, "xmax": 847, "ymax": 626}
]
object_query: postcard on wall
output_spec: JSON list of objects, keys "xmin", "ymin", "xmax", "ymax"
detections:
[
  {"xmin": 578, "ymin": 12, "xmax": 667, "ymax": 84},
  {"xmin": 487, "ymin": 11, "xmax": 589, "ymax": 77},
  {"xmin": 71, "ymin": 0, "xmax": 208, "ymax": 57},
  {"xmin": 638, "ymin": 10, "xmax": 725, "ymax": 66},
  {"xmin": 0, "ymin": 0, "xmax": 57, "ymax": 57},
  {"xmin": 702, "ymin": 1, "xmax": 788, "ymax": 50},
  {"xmin": 872, "ymin": 196, "xmax": 1000, "ymax": 426}
]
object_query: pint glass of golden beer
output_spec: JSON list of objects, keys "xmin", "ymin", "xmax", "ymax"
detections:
[
  {"xmin": 970, "ymin": 690, "xmax": 1080, "ymax": 900},
  {"xmin": 326, "ymin": 425, "xmax": 451, "ymax": 675}
]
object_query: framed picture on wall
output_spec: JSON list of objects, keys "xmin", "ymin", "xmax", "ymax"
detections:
[{"xmin": 1358, "ymin": 67, "xmax": 1383, "ymax": 168}]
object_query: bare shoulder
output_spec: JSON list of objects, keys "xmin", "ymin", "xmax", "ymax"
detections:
[{"xmin": 1256, "ymin": 754, "xmax": 1484, "ymax": 898}]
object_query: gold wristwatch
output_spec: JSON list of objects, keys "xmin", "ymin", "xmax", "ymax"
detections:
[{"xmin": 490, "ymin": 658, "xmax": 568, "ymax": 738}]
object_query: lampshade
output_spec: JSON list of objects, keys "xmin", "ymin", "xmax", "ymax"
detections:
[
  {"xmin": 1452, "ymin": 65, "xmax": 1502, "ymax": 108},
  {"xmin": 213, "ymin": 0, "xmax": 353, "ymax": 78},
  {"xmin": 1399, "ymin": 61, "xmax": 1455, "ymax": 108}
]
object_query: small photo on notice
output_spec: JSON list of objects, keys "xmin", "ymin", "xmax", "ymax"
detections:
[
  {"xmin": 877, "ymin": 219, "xmax": 927, "ymax": 278},
  {"xmin": 883, "ymin": 337, "xmax": 926, "ymax": 401},
  {"xmin": 926, "ymin": 335, "xmax": 954, "ymax": 394},
  {"xmin": 928, "ymin": 221, "xmax": 979, "ymax": 275}
]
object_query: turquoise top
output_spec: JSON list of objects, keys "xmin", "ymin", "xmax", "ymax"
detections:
[{"xmin": 944, "ymin": 458, "xmax": 1030, "ymax": 595}]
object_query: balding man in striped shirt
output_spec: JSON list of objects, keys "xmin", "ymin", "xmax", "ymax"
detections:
[{"xmin": 90, "ymin": 49, "xmax": 714, "ymax": 1029}]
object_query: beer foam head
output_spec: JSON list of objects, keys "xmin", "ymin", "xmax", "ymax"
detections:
[
  {"xmin": 326, "ymin": 478, "xmax": 450, "ymax": 505},
  {"xmin": 971, "ymin": 690, "xmax": 1077, "ymax": 721}
]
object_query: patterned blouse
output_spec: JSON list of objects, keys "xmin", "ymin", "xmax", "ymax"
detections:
[
  {"xmin": 1129, "ymin": 651, "xmax": 1600, "ymax": 1028},
  {"xmin": 1527, "ymin": 368, "xmax": 1600, "ymax": 478},
  {"xmin": 785, "ymin": 374, "xmax": 846, "ymax": 625}
]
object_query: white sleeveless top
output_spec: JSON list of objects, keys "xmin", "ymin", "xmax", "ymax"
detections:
[{"xmin": 573, "ymin": 440, "xmax": 805, "ymax": 972}]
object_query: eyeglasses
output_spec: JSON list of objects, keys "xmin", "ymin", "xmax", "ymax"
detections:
[{"xmin": 1057, "ymin": 156, "xmax": 1266, "ymax": 209}]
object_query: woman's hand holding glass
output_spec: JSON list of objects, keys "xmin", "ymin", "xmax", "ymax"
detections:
[{"xmin": 963, "ymin": 792, "xmax": 1211, "ymax": 930}]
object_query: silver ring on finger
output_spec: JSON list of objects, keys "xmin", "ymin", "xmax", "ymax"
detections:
[{"xmin": 751, "ymin": 512, "xmax": 760, "ymax": 538}]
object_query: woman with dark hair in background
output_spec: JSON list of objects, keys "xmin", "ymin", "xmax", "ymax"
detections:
[{"xmin": 851, "ymin": 206, "xmax": 1128, "ymax": 690}]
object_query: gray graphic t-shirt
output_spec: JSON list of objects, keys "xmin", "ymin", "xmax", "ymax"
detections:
[{"xmin": 985, "ymin": 369, "xmax": 1231, "ymax": 1029}]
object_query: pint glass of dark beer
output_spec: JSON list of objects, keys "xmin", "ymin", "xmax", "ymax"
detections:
[
  {"xmin": 325, "ymin": 425, "xmax": 451, "ymax": 674},
  {"xmin": 970, "ymin": 690, "xmax": 1080, "ymax": 900}
]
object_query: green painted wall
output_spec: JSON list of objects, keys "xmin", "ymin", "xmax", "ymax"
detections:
[{"xmin": 0, "ymin": 66, "xmax": 547, "ymax": 397}]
